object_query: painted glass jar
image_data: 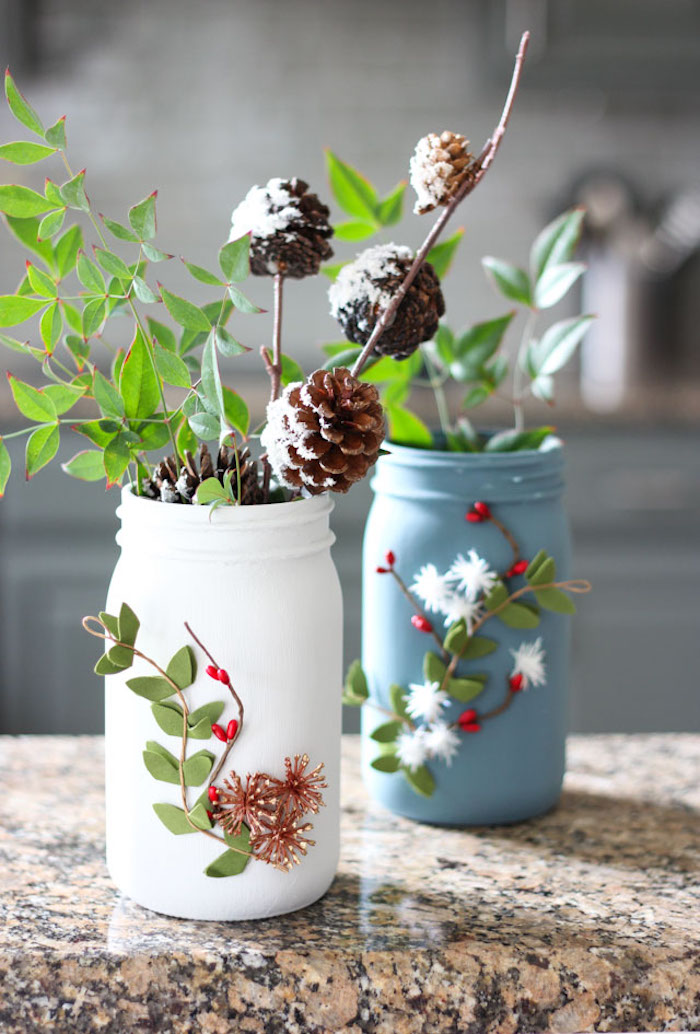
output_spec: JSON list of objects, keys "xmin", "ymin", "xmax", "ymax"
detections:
[
  {"xmin": 361, "ymin": 441, "xmax": 572, "ymax": 825},
  {"xmin": 104, "ymin": 489, "xmax": 342, "ymax": 920}
]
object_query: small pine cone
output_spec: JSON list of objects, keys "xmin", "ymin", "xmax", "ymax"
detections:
[
  {"xmin": 146, "ymin": 442, "xmax": 264, "ymax": 505},
  {"xmin": 410, "ymin": 131, "xmax": 476, "ymax": 215},
  {"xmin": 260, "ymin": 367, "xmax": 385, "ymax": 495},
  {"xmin": 328, "ymin": 243, "xmax": 445, "ymax": 359},
  {"xmin": 229, "ymin": 177, "xmax": 333, "ymax": 279}
]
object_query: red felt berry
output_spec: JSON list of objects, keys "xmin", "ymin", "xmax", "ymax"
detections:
[
  {"xmin": 411, "ymin": 614, "xmax": 433, "ymax": 633},
  {"xmin": 217, "ymin": 668, "xmax": 230, "ymax": 685},
  {"xmin": 509, "ymin": 559, "xmax": 528, "ymax": 576},
  {"xmin": 208, "ymin": 786, "xmax": 219, "ymax": 803},
  {"xmin": 376, "ymin": 566, "xmax": 389, "ymax": 574},
  {"xmin": 465, "ymin": 511, "xmax": 484, "ymax": 523},
  {"xmin": 462, "ymin": 721, "xmax": 481, "ymax": 733},
  {"xmin": 206, "ymin": 664, "xmax": 219, "ymax": 679},
  {"xmin": 206, "ymin": 810, "xmax": 214, "ymax": 822},
  {"xmin": 457, "ymin": 708, "xmax": 478, "ymax": 730},
  {"xmin": 226, "ymin": 719, "xmax": 238, "ymax": 740},
  {"xmin": 385, "ymin": 550, "xmax": 396, "ymax": 567},
  {"xmin": 509, "ymin": 673, "xmax": 524, "ymax": 692},
  {"xmin": 473, "ymin": 500, "xmax": 491, "ymax": 518},
  {"xmin": 211, "ymin": 723, "xmax": 227, "ymax": 742}
]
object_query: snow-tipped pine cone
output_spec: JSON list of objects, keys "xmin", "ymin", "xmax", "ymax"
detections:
[
  {"xmin": 229, "ymin": 177, "xmax": 333, "ymax": 279},
  {"xmin": 260, "ymin": 367, "xmax": 385, "ymax": 495},
  {"xmin": 145, "ymin": 443, "xmax": 264, "ymax": 505},
  {"xmin": 328, "ymin": 243, "xmax": 445, "ymax": 359},
  {"xmin": 409, "ymin": 131, "xmax": 476, "ymax": 215}
]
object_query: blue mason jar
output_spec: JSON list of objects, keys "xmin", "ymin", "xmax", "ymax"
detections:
[{"xmin": 361, "ymin": 441, "xmax": 572, "ymax": 826}]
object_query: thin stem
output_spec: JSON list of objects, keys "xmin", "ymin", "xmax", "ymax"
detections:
[
  {"xmin": 422, "ymin": 347, "xmax": 452, "ymax": 440},
  {"xmin": 269, "ymin": 273, "xmax": 284, "ymax": 403},
  {"xmin": 390, "ymin": 568, "xmax": 449, "ymax": 662},
  {"xmin": 362, "ymin": 697, "xmax": 415, "ymax": 730},
  {"xmin": 512, "ymin": 309, "xmax": 537, "ymax": 433},
  {"xmin": 488, "ymin": 512, "xmax": 520, "ymax": 564},
  {"xmin": 351, "ymin": 31, "xmax": 530, "ymax": 379}
]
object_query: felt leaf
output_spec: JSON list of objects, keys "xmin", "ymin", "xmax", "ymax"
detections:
[
  {"xmin": 498, "ymin": 601, "xmax": 541, "ymax": 628},
  {"xmin": 143, "ymin": 747, "xmax": 180, "ymax": 784},
  {"xmin": 151, "ymin": 700, "xmax": 185, "ymax": 737},
  {"xmin": 461, "ymin": 635, "xmax": 498, "ymax": 660},
  {"xmin": 0, "ymin": 141, "xmax": 56, "ymax": 164},
  {"xmin": 0, "ymin": 439, "xmax": 11, "ymax": 496},
  {"xmin": 325, "ymin": 150, "xmax": 378, "ymax": 223},
  {"xmin": 129, "ymin": 192, "xmax": 157, "ymax": 240},
  {"xmin": 389, "ymin": 683, "xmax": 410, "ymax": 721},
  {"xmin": 189, "ymin": 801, "xmax": 214, "ymax": 830},
  {"xmin": 370, "ymin": 720, "xmax": 403, "ymax": 743},
  {"xmin": 94, "ymin": 653, "xmax": 126, "ymax": 676},
  {"xmin": 107, "ymin": 643, "xmax": 133, "ymax": 668},
  {"xmin": 100, "ymin": 214, "xmax": 139, "ymax": 242},
  {"xmin": 126, "ymin": 675, "xmax": 175, "ymax": 701},
  {"xmin": 227, "ymin": 283, "xmax": 262, "ymax": 314},
  {"xmin": 444, "ymin": 619, "xmax": 467, "ymax": 654},
  {"xmin": 59, "ymin": 171, "xmax": 89, "ymax": 213},
  {"xmin": 534, "ymin": 587, "xmax": 577, "ymax": 614},
  {"xmin": 218, "ymin": 234, "xmax": 250, "ymax": 282},
  {"xmin": 120, "ymin": 328, "xmax": 160, "ymax": 420},
  {"xmin": 343, "ymin": 659, "xmax": 368, "ymax": 704},
  {"xmin": 387, "ymin": 405, "xmax": 432, "ymax": 448},
  {"xmin": 446, "ymin": 675, "xmax": 487, "ymax": 703},
  {"xmin": 25, "ymin": 424, "xmax": 59, "ymax": 478},
  {"xmin": 0, "ymin": 295, "xmax": 46, "ymax": 326},
  {"xmin": 118, "ymin": 602, "xmax": 140, "ymax": 646},
  {"xmin": 423, "ymin": 651, "xmax": 446, "ymax": 684},
  {"xmin": 99, "ymin": 611, "xmax": 120, "ymax": 638},
  {"xmin": 0, "ymin": 184, "xmax": 54, "ymax": 218},
  {"xmin": 37, "ymin": 208, "xmax": 66, "ymax": 240},
  {"xmin": 525, "ymin": 549, "xmax": 548, "ymax": 581},
  {"xmin": 160, "ymin": 286, "xmax": 211, "ymax": 331},
  {"xmin": 153, "ymin": 803, "xmax": 196, "ymax": 835},
  {"xmin": 403, "ymin": 764, "xmax": 435, "ymax": 798},
  {"xmin": 376, "ymin": 181, "xmax": 405, "ymax": 226},
  {"xmin": 7, "ymin": 375, "xmax": 57, "ymax": 421},
  {"xmin": 205, "ymin": 825, "xmax": 251, "ymax": 877},
  {"xmin": 426, "ymin": 227, "xmax": 464, "ymax": 279},
  {"xmin": 166, "ymin": 645, "xmax": 196, "ymax": 690},
  {"xmin": 530, "ymin": 208, "xmax": 585, "ymax": 282},
  {"xmin": 371, "ymin": 753, "xmax": 401, "ymax": 773},
  {"xmin": 484, "ymin": 581, "xmax": 509, "ymax": 611},
  {"xmin": 526, "ymin": 552, "xmax": 555, "ymax": 585},
  {"xmin": 4, "ymin": 71, "xmax": 44, "ymax": 137},
  {"xmin": 534, "ymin": 262, "xmax": 585, "ymax": 310},
  {"xmin": 183, "ymin": 750, "xmax": 215, "ymax": 786},
  {"xmin": 188, "ymin": 700, "xmax": 225, "ymax": 729},
  {"xmin": 482, "ymin": 257, "xmax": 531, "ymax": 306}
]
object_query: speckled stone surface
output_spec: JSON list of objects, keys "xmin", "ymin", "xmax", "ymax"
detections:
[{"xmin": 0, "ymin": 735, "xmax": 698, "ymax": 1033}]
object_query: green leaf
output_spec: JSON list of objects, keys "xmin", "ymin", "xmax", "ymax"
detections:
[
  {"xmin": 136, "ymin": 419, "xmax": 171, "ymax": 451},
  {"xmin": 389, "ymin": 684, "xmax": 410, "ymax": 721},
  {"xmin": 323, "ymin": 347, "xmax": 362, "ymax": 372},
  {"xmin": 484, "ymin": 581, "xmax": 509, "ymax": 610},
  {"xmin": 343, "ymin": 659, "xmax": 368, "ymax": 704},
  {"xmin": 7, "ymin": 375, "xmax": 57, "ymax": 421},
  {"xmin": 118, "ymin": 602, "xmax": 139, "ymax": 646},
  {"xmin": 4, "ymin": 71, "xmax": 44, "ymax": 137},
  {"xmin": 525, "ymin": 550, "xmax": 552, "ymax": 584},
  {"xmin": 423, "ymin": 651, "xmax": 446, "ymax": 684},
  {"xmin": 37, "ymin": 208, "xmax": 65, "ymax": 240},
  {"xmin": 120, "ymin": 328, "xmax": 160, "ymax": 420},
  {"xmin": 142, "ymin": 243, "xmax": 172, "ymax": 263},
  {"xmin": 0, "ymin": 295, "xmax": 46, "ymax": 326},
  {"xmin": 223, "ymin": 387, "xmax": 249, "ymax": 435},
  {"xmin": 0, "ymin": 438, "xmax": 11, "ymax": 496},
  {"xmin": 44, "ymin": 179, "xmax": 64, "ymax": 207},
  {"xmin": 426, "ymin": 227, "xmax": 465, "ymax": 279},
  {"xmin": 131, "ymin": 275, "xmax": 159, "ymax": 304},
  {"xmin": 371, "ymin": 753, "xmax": 401, "ymax": 773},
  {"xmin": 94, "ymin": 246, "xmax": 131, "ymax": 281},
  {"xmin": 127, "ymin": 675, "xmax": 175, "ymax": 701},
  {"xmin": 200, "ymin": 331, "xmax": 226, "ymax": 423},
  {"xmin": 45, "ymin": 383, "xmax": 85, "ymax": 415},
  {"xmin": 181, "ymin": 258, "xmax": 223, "ymax": 286},
  {"xmin": 103, "ymin": 433, "xmax": 131, "ymax": 486},
  {"xmin": 129, "ymin": 192, "xmax": 157, "ymax": 240},
  {"xmin": 160, "ymin": 286, "xmax": 211, "ymax": 332},
  {"xmin": 154, "ymin": 341, "xmax": 189, "ymax": 388},
  {"xmin": 44, "ymin": 116, "xmax": 67, "ymax": 150},
  {"xmin": 4, "ymin": 214, "xmax": 55, "ymax": 270},
  {"xmin": 188, "ymin": 412, "xmax": 220, "ymax": 440},
  {"xmin": 529, "ymin": 315, "xmax": 594, "ymax": 377},
  {"xmin": 370, "ymin": 720, "xmax": 403, "ymax": 743},
  {"xmin": 54, "ymin": 225, "xmax": 83, "ymax": 278},
  {"xmin": 0, "ymin": 141, "xmax": 56, "ymax": 164},
  {"xmin": 320, "ymin": 262, "xmax": 346, "ymax": 282},
  {"xmin": 214, "ymin": 326, "xmax": 248, "ymax": 358},
  {"xmin": 530, "ymin": 208, "xmax": 585, "ymax": 282},
  {"xmin": 190, "ymin": 802, "xmax": 214, "ymax": 830},
  {"xmin": 325, "ymin": 150, "xmax": 378, "ymax": 222},
  {"xmin": 482, "ymin": 257, "xmax": 531, "ymax": 307},
  {"xmin": 196, "ymin": 477, "xmax": 228, "ymax": 504},
  {"xmin": 499, "ymin": 601, "xmax": 541, "ymax": 628},
  {"xmin": 61, "ymin": 449, "xmax": 105, "ymax": 481},
  {"xmin": 534, "ymin": 587, "xmax": 576, "ymax": 614},
  {"xmin": 166, "ymin": 645, "xmax": 196, "ymax": 690},
  {"xmin": 218, "ymin": 235, "xmax": 250, "ymax": 282},
  {"xmin": 95, "ymin": 653, "xmax": 126, "ymax": 676},
  {"xmin": 25, "ymin": 423, "xmax": 59, "ymax": 478},
  {"xmin": 99, "ymin": 611, "xmax": 120, "ymax": 639},
  {"xmin": 107, "ymin": 643, "xmax": 133, "ymax": 668},
  {"xmin": 376, "ymin": 181, "xmax": 406, "ymax": 226},
  {"xmin": 403, "ymin": 764, "xmax": 435, "ymax": 798},
  {"xmin": 77, "ymin": 252, "xmax": 106, "ymax": 294},
  {"xmin": 0, "ymin": 184, "xmax": 54, "ymax": 218},
  {"xmin": 143, "ymin": 744, "xmax": 180, "ymax": 783},
  {"xmin": 153, "ymin": 803, "xmax": 197, "ymax": 835},
  {"xmin": 387, "ymin": 406, "xmax": 432, "ymax": 448},
  {"xmin": 59, "ymin": 170, "xmax": 89, "ymax": 212},
  {"xmin": 447, "ymin": 675, "xmax": 487, "ymax": 703},
  {"xmin": 450, "ymin": 313, "xmax": 514, "ymax": 381},
  {"xmin": 534, "ymin": 262, "xmax": 585, "ymax": 310},
  {"xmin": 484, "ymin": 427, "xmax": 555, "ymax": 452},
  {"xmin": 26, "ymin": 262, "xmax": 57, "ymax": 297},
  {"xmin": 227, "ymin": 283, "xmax": 262, "ymax": 314},
  {"xmin": 151, "ymin": 700, "xmax": 185, "ymax": 737},
  {"xmin": 444, "ymin": 619, "xmax": 467, "ymax": 654},
  {"xmin": 82, "ymin": 297, "xmax": 106, "ymax": 338},
  {"xmin": 333, "ymin": 220, "xmax": 377, "ymax": 242},
  {"xmin": 280, "ymin": 354, "xmax": 305, "ymax": 386},
  {"xmin": 100, "ymin": 213, "xmax": 139, "ymax": 242},
  {"xmin": 39, "ymin": 302, "xmax": 61, "ymax": 353},
  {"xmin": 183, "ymin": 749, "xmax": 214, "ymax": 786},
  {"xmin": 205, "ymin": 825, "xmax": 251, "ymax": 877},
  {"xmin": 461, "ymin": 635, "xmax": 498, "ymax": 660},
  {"xmin": 188, "ymin": 700, "xmax": 225, "ymax": 729},
  {"xmin": 147, "ymin": 318, "xmax": 177, "ymax": 352}
]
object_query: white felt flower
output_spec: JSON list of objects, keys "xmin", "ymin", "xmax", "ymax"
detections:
[
  {"xmin": 448, "ymin": 549, "xmax": 498, "ymax": 600},
  {"xmin": 510, "ymin": 637, "xmax": 547, "ymax": 688},
  {"xmin": 410, "ymin": 563, "xmax": 452, "ymax": 613},
  {"xmin": 406, "ymin": 680, "xmax": 449, "ymax": 724},
  {"xmin": 440, "ymin": 593, "xmax": 484, "ymax": 631},
  {"xmin": 396, "ymin": 728, "xmax": 429, "ymax": 771},
  {"xmin": 424, "ymin": 721, "xmax": 461, "ymax": 766}
]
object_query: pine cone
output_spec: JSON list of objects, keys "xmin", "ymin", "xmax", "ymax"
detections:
[
  {"xmin": 261, "ymin": 367, "xmax": 385, "ymax": 495},
  {"xmin": 410, "ymin": 131, "xmax": 476, "ymax": 215},
  {"xmin": 147, "ymin": 443, "xmax": 264, "ymax": 505},
  {"xmin": 328, "ymin": 243, "xmax": 445, "ymax": 360},
  {"xmin": 229, "ymin": 177, "xmax": 333, "ymax": 279}
]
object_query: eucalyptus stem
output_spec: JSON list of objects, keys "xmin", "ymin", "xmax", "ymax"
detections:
[{"xmin": 512, "ymin": 309, "xmax": 537, "ymax": 433}]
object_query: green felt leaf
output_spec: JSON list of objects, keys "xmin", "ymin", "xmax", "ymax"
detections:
[
  {"xmin": 370, "ymin": 720, "xmax": 403, "ymax": 743},
  {"xmin": 54, "ymin": 225, "xmax": 83, "ymax": 278},
  {"xmin": 94, "ymin": 246, "xmax": 131, "ymax": 280},
  {"xmin": 119, "ymin": 328, "xmax": 160, "ymax": 420},
  {"xmin": 426, "ymin": 227, "xmax": 464, "ymax": 279},
  {"xmin": 153, "ymin": 803, "xmax": 196, "ymax": 835},
  {"xmin": 25, "ymin": 424, "xmax": 59, "ymax": 478},
  {"xmin": 183, "ymin": 750, "xmax": 215, "ymax": 786},
  {"xmin": 118, "ymin": 602, "xmax": 139, "ymax": 646},
  {"xmin": 484, "ymin": 427, "xmax": 555, "ymax": 453},
  {"xmin": 525, "ymin": 549, "xmax": 548, "ymax": 581},
  {"xmin": 205, "ymin": 825, "xmax": 251, "ymax": 877},
  {"xmin": 343, "ymin": 659, "xmax": 368, "ymax": 704},
  {"xmin": 444, "ymin": 619, "xmax": 467, "ymax": 654},
  {"xmin": 222, "ymin": 387, "xmax": 249, "ymax": 435},
  {"xmin": 403, "ymin": 764, "xmax": 435, "ymax": 798},
  {"xmin": 218, "ymin": 235, "xmax": 250, "ymax": 282},
  {"xmin": 530, "ymin": 208, "xmax": 585, "ymax": 282},
  {"xmin": 461, "ymin": 635, "xmax": 498, "ymax": 660},
  {"xmin": 131, "ymin": 275, "xmax": 159, "ymax": 304},
  {"xmin": 526, "ymin": 552, "xmax": 555, "ymax": 586},
  {"xmin": 100, "ymin": 213, "xmax": 139, "ymax": 242},
  {"xmin": 534, "ymin": 262, "xmax": 585, "ymax": 310},
  {"xmin": 62, "ymin": 449, "xmax": 105, "ymax": 482},
  {"xmin": 387, "ymin": 405, "xmax": 432, "ymax": 448},
  {"xmin": 181, "ymin": 259, "xmax": 223, "ymax": 286},
  {"xmin": 325, "ymin": 150, "xmax": 378, "ymax": 222},
  {"xmin": 0, "ymin": 439, "xmax": 11, "ymax": 496},
  {"xmin": 534, "ymin": 587, "xmax": 576, "ymax": 614},
  {"xmin": 376, "ymin": 181, "xmax": 405, "ymax": 226},
  {"xmin": 154, "ymin": 342, "xmax": 190, "ymax": 388},
  {"xmin": 499, "ymin": 601, "xmax": 541, "ymax": 628},
  {"xmin": 127, "ymin": 675, "xmax": 175, "ymax": 701},
  {"xmin": 107, "ymin": 643, "xmax": 133, "ymax": 668},
  {"xmin": 44, "ymin": 116, "xmax": 67, "ymax": 150},
  {"xmin": 482, "ymin": 257, "xmax": 531, "ymax": 307},
  {"xmin": 151, "ymin": 700, "xmax": 185, "ymax": 736},
  {"xmin": 59, "ymin": 171, "xmax": 89, "ymax": 212},
  {"xmin": 82, "ymin": 298, "xmax": 106, "ymax": 339},
  {"xmin": 227, "ymin": 283, "xmax": 262, "ymax": 314},
  {"xmin": 143, "ymin": 745, "xmax": 180, "ymax": 784},
  {"xmin": 333, "ymin": 220, "xmax": 377, "ymax": 242},
  {"xmin": 0, "ymin": 141, "xmax": 55, "ymax": 165},
  {"xmin": 5, "ymin": 71, "xmax": 44, "ymax": 137},
  {"xmin": 99, "ymin": 612, "xmax": 120, "ymax": 638},
  {"xmin": 484, "ymin": 581, "xmax": 509, "ymax": 611},
  {"xmin": 188, "ymin": 411, "xmax": 220, "ymax": 440},
  {"xmin": 371, "ymin": 753, "xmax": 401, "ymax": 773},
  {"xmin": 423, "ymin": 651, "xmax": 446, "ymax": 684},
  {"xmin": 166, "ymin": 645, "xmax": 196, "ymax": 690},
  {"xmin": 7, "ymin": 375, "xmax": 57, "ymax": 421},
  {"xmin": 0, "ymin": 184, "xmax": 54, "ymax": 218},
  {"xmin": 188, "ymin": 700, "xmax": 225, "ymax": 729},
  {"xmin": 94, "ymin": 653, "xmax": 125, "ymax": 676},
  {"xmin": 129, "ymin": 192, "xmax": 157, "ymax": 240},
  {"xmin": 160, "ymin": 286, "xmax": 211, "ymax": 331},
  {"xmin": 0, "ymin": 294, "xmax": 46, "ymax": 326},
  {"xmin": 37, "ymin": 208, "xmax": 66, "ymax": 240},
  {"xmin": 389, "ymin": 684, "xmax": 410, "ymax": 721},
  {"xmin": 447, "ymin": 675, "xmax": 487, "ymax": 703}
]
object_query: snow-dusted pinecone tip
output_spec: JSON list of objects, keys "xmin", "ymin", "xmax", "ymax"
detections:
[
  {"xmin": 260, "ymin": 367, "xmax": 385, "ymax": 495},
  {"xmin": 410, "ymin": 131, "xmax": 476, "ymax": 215},
  {"xmin": 328, "ymin": 242, "xmax": 445, "ymax": 359},
  {"xmin": 229, "ymin": 177, "xmax": 333, "ymax": 279}
]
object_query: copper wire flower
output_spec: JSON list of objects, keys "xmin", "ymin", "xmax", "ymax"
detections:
[
  {"xmin": 268, "ymin": 753, "xmax": 327, "ymax": 817},
  {"xmin": 214, "ymin": 771, "xmax": 277, "ymax": 837},
  {"xmin": 250, "ymin": 810, "xmax": 316, "ymax": 871}
]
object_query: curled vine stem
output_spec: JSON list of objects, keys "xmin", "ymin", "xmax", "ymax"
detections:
[{"xmin": 388, "ymin": 567, "xmax": 450, "ymax": 661}]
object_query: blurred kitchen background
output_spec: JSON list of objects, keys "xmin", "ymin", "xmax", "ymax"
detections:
[{"xmin": 0, "ymin": 0, "xmax": 698, "ymax": 735}]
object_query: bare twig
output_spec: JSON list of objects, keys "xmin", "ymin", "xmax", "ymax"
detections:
[{"xmin": 268, "ymin": 272, "xmax": 284, "ymax": 403}]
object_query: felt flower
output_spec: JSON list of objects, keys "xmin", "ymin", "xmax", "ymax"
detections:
[
  {"xmin": 396, "ymin": 728, "xmax": 429, "ymax": 771},
  {"xmin": 448, "ymin": 549, "xmax": 498, "ymax": 600},
  {"xmin": 424, "ymin": 721, "xmax": 461, "ymax": 766},
  {"xmin": 509, "ymin": 637, "xmax": 547, "ymax": 688},
  {"xmin": 410, "ymin": 563, "xmax": 452, "ymax": 613},
  {"xmin": 440, "ymin": 593, "xmax": 484, "ymax": 632},
  {"xmin": 406, "ymin": 680, "xmax": 449, "ymax": 724}
]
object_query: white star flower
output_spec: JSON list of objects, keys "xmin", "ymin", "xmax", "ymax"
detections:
[
  {"xmin": 396, "ymin": 728, "xmax": 429, "ymax": 771},
  {"xmin": 440, "ymin": 593, "xmax": 484, "ymax": 632},
  {"xmin": 510, "ymin": 637, "xmax": 547, "ymax": 688},
  {"xmin": 406, "ymin": 680, "xmax": 449, "ymax": 724},
  {"xmin": 424, "ymin": 721, "xmax": 461, "ymax": 766},
  {"xmin": 448, "ymin": 549, "xmax": 498, "ymax": 600},
  {"xmin": 410, "ymin": 563, "xmax": 452, "ymax": 613}
]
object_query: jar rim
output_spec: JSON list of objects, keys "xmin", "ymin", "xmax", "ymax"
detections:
[
  {"xmin": 380, "ymin": 437, "xmax": 565, "ymax": 469},
  {"xmin": 118, "ymin": 485, "xmax": 334, "ymax": 528}
]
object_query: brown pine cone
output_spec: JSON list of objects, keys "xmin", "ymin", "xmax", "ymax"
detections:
[
  {"xmin": 410, "ymin": 131, "xmax": 476, "ymax": 215},
  {"xmin": 328, "ymin": 243, "xmax": 445, "ymax": 360},
  {"xmin": 229, "ymin": 177, "xmax": 333, "ymax": 279},
  {"xmin": 146, "ymin": 443, "xmax": 264, "ymax": 505},
  {"xmin": 260, "ymin": 367, "xmax": 385, "ymax": 495}
]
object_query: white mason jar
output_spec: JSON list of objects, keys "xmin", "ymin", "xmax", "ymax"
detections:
[{"xmin": 104, "ymin": 488, "xmax": 342, "ymax": 921}]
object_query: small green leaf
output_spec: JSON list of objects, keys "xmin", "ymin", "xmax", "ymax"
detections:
[
  {"xmin": 214, "ymin": 326, "xmax": 248, "ymax": 358},
  {"xmin": 325, "ymin": 150, "xmax": 378, "ymax": 222},
  {"xmin": 534, "ymin": 587, "xmax": 576, "ymax": 614},
  {"xmin": 482, "ymin": 257, "xmax": 531, "ymax": 307},
  {"xmin": 151, "ymin": 700, "xmax": 185, "ymax": 737},
  {"xmin": 388, "ymin": 684, "xmax": 410, "ymax": 721},
  {"xmin": 166, "ymin": 645, "xmax": 196, "ymax": 690},
  {"xmin": 370, "ymin": 720, "xmax": 403, "ymax": 743},
  {"xmin": 200, "ymin": 331, "xmax": 226, "ymax": 423},
  {"xmin": 61, "ymin": 449, "xmax": 104, "ymax": 481},
  {"xmin": 94, "ymin": 247, "xmax": 131, "ymax": 281},
  {"xmin": 371, "ymin": 753, "xmax": 401, "ymax": 773},
  {"xmin": 534, "ymin": 262, "xmax": 585, "ymax": 310},
  {"xmin": 183, "ymin": 749, "xmax": 214, "ymax": 786},
  {"xmin": 5, "ymin": 71, "xmax": 44, "ymax": 137},
  {"xmin": 131, "ymin": 275, "xmax": 159, "ymax": 304},
  {"xmin": 44, "ymin": 116, "xmax": 67, "ymax": 150},
  {"xmin": 0, "ymin": 141, "xmax": 56, "ymax": 164},
  {"xmin": 484, "ymin": 427, "xmax": 555, "ymax": 453},
  {"xmin": 107, "ymin": 643, "xmax": 133, "ymax": 668},
  {"xmin": 25, "ymin": 262, "xmax": 57, "ymax": 298},
  {"xmin": 44, "ymin": 383, "xmax": 84, "ymax": 416},
  {"xmin": 527, "ymin": 553, "xmax": 555, "ymax": 585},
  {"xmin": 154, "ymin": 342, "xmax": 190, "ymax": 388},
  {"xmin": 530, "ymin": 208, "xmax": 585, "ymax": 282},
  {"xmin": 280, "ymin": 353, "xmax": 305, "ymax": 386},
  {"xmin": 323, "ymin": 347, "xmax": 362, "ymax": 371},
  {"xmin": 444, "ymin": 619, "xmax": 467, "ymax": 654},
  {"xmin": 333, "ymin": 220, "xmax": 377, "ymax": 242},
  {"xmin": 447, "ymin": 675, "xmax": 487, "ymax": 703},
  {"xmin": 99, "ymin": 612, "xmax": 120, "ymax": 638},
  {"xmin": 223, "ymin": 387, "xmax": 249, "ymax": 435},
  {"xmin": 44, "ymin": 179, "xmax": 64, "ymax": 207},
  {"xmin": 227, "ymin": 283, "xmax": 262, "ymax": 314},
  {"xmin": 0, "ymin": 184, "xmax": 55, "ymax": 218},
  {"xmin": 387, "ymin": 406, "xmax": 432, "ymax": 448},
  {"xmin": 181, "ymin": 258, "xmax": 223, "ymax": 286},
  {"xmin": 120, "ymin": 328, "xmax": 160, "ymax": 420},
  {"xmin": 82, "ymin": 298, "xmax": 106, "ymax": 338},
  {"xmin": 196, "ymin": 477, "xmax": 228, "ymax": 504},
  {"xmin": 142, "ymin": 243, "xmax": 172, "ymax": 263},
  {"xmin": 59, "ymin": 170, "xmax": 89, "ymax": 212},
  {"xmin": 153, "ymin": 803, "xmax": 196, "ymax": 835},
  {"xmin": 37, "ymin": 209, "xmax": 66, "ymax": 240},
  {"xmin": 423, "ymin": 651, "xmax": 446, "ymax": 684},
  {"xmin": 188, "ymin": 700, "xmax": 225, "ymax": 729},
  {"xmin": 188, "ymin": 412, "xmax": 220, "ymax": 440},
  {"xmin": 100, "ymin": 214, "xmax": 139, "ymax": 242},
  {"xmin": 403, "ymin": 764, "xmax": 435, "ymax": 798},
  {"xmin": 218, "ymin": 235, "xmax": 250, "ymax": 282},
  {"xmin": 205, "ymin": 825, "xmax": 251, "ymax": 877},
  {"xmin": 7, "ymin": 374, "xmax": 57, "ymax": 421},
  {"xmin": 129, "ymin": 192, "xmax": 157, "ymax": 240},
  {"xmin": 376, "ymin": 181, "xmax": 406, "ymax": 226},
  {"xmin": 499, "ymin": 601, "xmax": 541, "ymax": 628},
  {"xmin": 450, "ymin": 313, "xmax": 515, "ymax": 381},
  {"xmin": 320, "ymin": 262, "xmax": 346, "ymax": 282},
  {"xmin": 528, "ymin": 315, "xmax": 594, "ymax": 377},
  {"xmin": 54, "ymin": 225, "xmax": 83, "ymax": 278},
  {"xmin": 127, "ymin": 675, "xmax": 175, "ymax": 701},
  {"xmin": 118, "ymin": 602, "xmax": 140, "ymax": 646},
  {"xmin": 25, "ymin": 424, "xmax": 59, "ymax": 478},
  {"xmin": 103, "ymin": 434, "xmax": 131, "ymax": 486},
  {"xmin": 190, "ymin": 802, "xmax": 214, "ymax": 829},
  {"xmin": 426, "ymin": 227, "xmax": 465, "ymax": 279},
  {"xmin": 147, "ymin": 318, "xmax": 177, "ymax": 352},
  {"xmin": 0, "ymin": 295, "xmax": 46, "ymax": 326},
  {"xmin": 161, "ymin": 286, "xmax": 211, "ymax": 332},
  {"xmin": 0, "ymin": 438, "xmax": 10, "ymax": 496},
  {"xmin": 95, "ymin": 653, "xmax": 126, "ymax": 676},
  {"xmin": 343, "ymin": 659, "xmax": 368, "ymax": 704},
  {"xmin": 143, "ymin": 745, "xmax": 180, "ymax": 783},
  {"xmin": 4, "ymin": 214, "xmax": 55, "ymax": 270},
  {"xmin": 461, "ymin": 635, "xmax": 498, "ymax": 660},
  {"xmin": 77, "ymin": 252, "xmax": 106, "ymax": 293}
]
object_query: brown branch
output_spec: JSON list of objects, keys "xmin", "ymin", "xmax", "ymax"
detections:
[
  {"xmin": 359, "ymin": 697, "xmax": 415, "ymax": 730},
  {"xmin": 489, "ymin": 512, "xmax": 520, "ymax": 565},
  {"xmin": 390, "ymin": 568, "xmax": 449, "ymax": 661},
  {"xmin": 351, "ymin": 30, "xmax": 530, "ymax": 379},
  {"xmin": 268, "ymin": 272, "xmax": 284, "ymax": 403}
]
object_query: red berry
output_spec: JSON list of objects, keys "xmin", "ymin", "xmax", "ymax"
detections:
[
  {"xmin": 208, "ymin": 786, "xmax": 219, "ymax": 803},
  {"xmin": 462, "ymin": 721, "xmax": 481, "ymax": 733},
  {"xmin": 510, "ymin": 559, "xmax": 528, "ymax": 576},
  {"xmin": 457, "ymin": 708, "xmax": 478, "ymax": 730},
  {"xmin": 411, "ymin": 615, "xmax": 433, "ymax": 634},
  {"xmin": 211, "ymin": 723, "xmax": 227, "ymax": 742},
  {"xmin": 206, "ymin": 810, "xmax": 214, "ymax": 822},
  {"xmin": 226, "ymin": 719, "xmax": 238, "ymax": 740},
  {"xmin": 206, "ymin": 664, "xmax": 219, "ymax": 679},
  {"xmin": 217, "ymin": 668, "xmax": 230, "ymax": 685},
  {"xmin": 509, "ymin": 673, "xmax": 524, "ymax": 692},
  {"xmin": 473, "ymin": 501, "xmax": 491, "ymax": 518},
  {"xmin": 385, "ymin": 550, "xmax": 396, "ymax": 567},
  {"xmin": 376, "ymin": 566, "xmax": 389, "ymax": 574},
  {"xmin": 466, "ymin": 511, "xmax": 484, "ymax": 523}
]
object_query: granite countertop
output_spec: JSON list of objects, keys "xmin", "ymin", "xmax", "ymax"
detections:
[{"xmin": 0, "ymin": 735, "xmax": 698, "ymax": 1033}]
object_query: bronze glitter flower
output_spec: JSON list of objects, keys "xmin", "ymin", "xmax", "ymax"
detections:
[
  {"xmin": 214, "ymin": 771, "xmax": 277, "ymax": 837},
  {"xmin": 250, "ymin": 810, "xmax": 316, "ymax": 871},
  {"xmin": 268, "ymin": 753, "xmax": 327, "ymax": 817}
]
